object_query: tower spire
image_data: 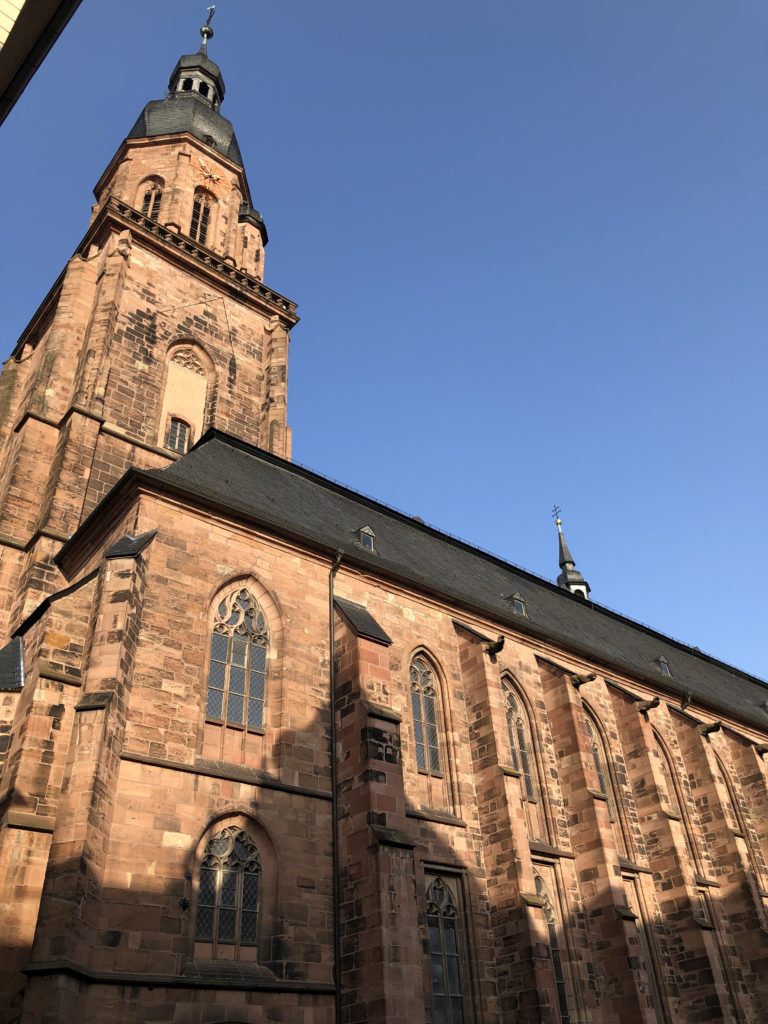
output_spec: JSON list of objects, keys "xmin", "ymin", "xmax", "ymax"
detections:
[{"xmin": 552, "ymin": 507, "xmax": 591, "ymax": 600}]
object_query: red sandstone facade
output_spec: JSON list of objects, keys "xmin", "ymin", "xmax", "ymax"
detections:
[{"xmin": 1, "ymin": 33, "xmax": 767, "ymax": 1024}]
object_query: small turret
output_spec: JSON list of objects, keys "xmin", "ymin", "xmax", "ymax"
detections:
[{"xmin": 553, "ymin": 507, "xmax": 591, "ymax": 599}]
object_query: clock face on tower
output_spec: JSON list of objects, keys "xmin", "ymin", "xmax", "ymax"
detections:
[{"xmin": 198, "ymin": 159, "xmax": 222, "ymax": 192}]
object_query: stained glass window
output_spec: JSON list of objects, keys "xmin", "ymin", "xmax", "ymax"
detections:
[
  {"xmin": 207, "ymin": 589, "xmax": 269, "ymax": 730},
  {"xmin": 410, "ymin": 656, "xmax": 441, "ymax": 774},
  {"xmin": 195, "ymin": 825, "xmax": 260, "ymax": 951},
  {"xmin": 426, "ymin": 877, "xmax": 465, "ymax": 1024}
]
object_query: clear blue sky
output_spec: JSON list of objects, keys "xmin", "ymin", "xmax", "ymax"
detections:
[{"xmin": 2, "ymin": 1, "xmax": 766, "ymax": 678}]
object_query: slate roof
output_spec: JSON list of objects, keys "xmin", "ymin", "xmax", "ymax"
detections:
[
  {"xmin": 0, "ymin": 636, "xmax": 23, "ymax": 692},
  {"xmin": 335, "ymin": 598, "xmax": 393, "ymax": 646},
  {"xmin": 105, "ymin": 530, "xmax": 157, "ymax": 560},
  {"xmin": 128, "ymin": 93, "xmax": 243, "ymax": 167},
  {"xmin": 129, "ymin": 431, "xmax": 768, "ymax": 732}
]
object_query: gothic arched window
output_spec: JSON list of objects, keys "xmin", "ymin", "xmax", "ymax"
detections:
[
  {"xmin": 195, "ymin": 825, "xmax": 260, "ymax": 952},
  {"xmin": 140, "ymin": 181, "xmax": 162, "ymax": 220},
  {"xmin": 207, "ymin": 589, "xmax": 269, "ymax": 730},
  {"xmin": 426, "ymin": 876, "xmax": 466, "ymax": 1024},
  {"xmin": 534, "ymin": 870, "xmax": 573, "ymax": 1024},
  {"xmin": 410, "ymin": 656, "xmax": 441, "ymax": 775},
  {"xmin": 190, "ymin": 190, "xmax": 214, "ymax": 245},
  {"xmin": 503, "ymin": 679, "xmax": 535, "ymax": 800},
  {"xmin": 584, "ymin": 715, "xmax": 608, "ymax": 796}
]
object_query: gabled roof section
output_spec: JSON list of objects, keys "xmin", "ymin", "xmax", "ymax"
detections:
[{"xmin": 68, "ymin": 430, "xmax": 768, "ymax": 732}]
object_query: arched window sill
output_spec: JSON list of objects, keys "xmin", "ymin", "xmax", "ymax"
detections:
[
  {"xmin": 206, "ymin": 717, "xmax": 266, "ymax": 736},
  {"xmin": 183, "ymin": 960, "xmax": 276, "ymax": 983},
  {"xmin": 406, "ymin": 807, "xmax": 466, "ymax": 828}
]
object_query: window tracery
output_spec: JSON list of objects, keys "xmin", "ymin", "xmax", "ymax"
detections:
[
  {"xmin": 503, "ymin": 680, "xmax": 535, "ymax": 801},
  {"xmin": 533, "ymin": 869, "xmax": 573, "ymax": 1024},
  {"xmin": 195, "ymin": 825, "xmax": 261, "ymax": 953},
  {"xmin": 426, "ymin": 876, "xmax": 466, "ymax": 1024},
  {"xmin": 171, "ymin": 346, "xmax": 206, "ymax": 375},
  {"xmin": 207, "ymin": 589, "xmax": 269, "ymax": 730},
  {"xmin": 410, "ymin": 656, "xmax": 441, "ymax": 774}
]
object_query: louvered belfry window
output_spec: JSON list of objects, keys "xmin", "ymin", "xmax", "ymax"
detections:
[
  {"xmin": 140, "ymin": 183, "xmax": 162, "ymax": 220},
  {"xmin": 206, "ymin": 589, "xmax": 269, "ymax": 730},
  {"xmin": 426, "ymin": 877, "xmax": 466, "ymax": 1024},
  {"xmin": 190, "ymin": 192, "xmax": 212, "ymax": 244},
  {"xmin": 411, "ymin": 656, "xmax": 441, "ymax": 774},
  {"xmin": 195, "ymin": 825, "xmax": 260, "ymax": 950}
]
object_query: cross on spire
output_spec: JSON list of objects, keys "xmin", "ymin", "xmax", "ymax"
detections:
[{"xmin": 200, "ymin": 4, "xmax": 216, "ymax": 51}]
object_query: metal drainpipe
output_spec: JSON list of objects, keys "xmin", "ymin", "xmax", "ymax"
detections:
[{"xmin": 329, "ymin": 549, "xmax": 343, "ymax": 1024}]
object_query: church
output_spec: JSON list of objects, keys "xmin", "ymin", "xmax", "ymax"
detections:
[{"xmin": 1, "ymin": 17, "xmax": 767, "ymax": 1024}]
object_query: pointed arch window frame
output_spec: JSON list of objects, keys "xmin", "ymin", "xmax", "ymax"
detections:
[
  {"xmin": 190, "ymin": 189, "xmax": 215, "ymax": 245},
  {"xmin": 140, "ymin": 182, "xmax": 163, "ymax": 220},
  {"xmin": 532, "ymin": 864, "xmax": 576, "ymax": 1024},
  {"xmin": 194, "ymin": 824, "xmax": 261, "ymax": 956},
  {"xmin": 425, "ymin": 874, "xmax": 471, "ymax": 1024},
  {"xmin": 502, "ymin": 676, "xmax": 536, "ymax": 802},
  {"xmin": 410, "ymin": 654, "xmax": 444, "ymax": 777},
  {"xmin": 205, "ymin": 588, "xmax": 270, "ymax": 733},
  {"xmin": 582, "ymin": 704, "xmax": 633, "ymax": 857}
]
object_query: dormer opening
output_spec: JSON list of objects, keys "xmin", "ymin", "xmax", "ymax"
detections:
[
  {"xmin": 199, "ymin": 81, "xmax": 210, "ymax": 98},
  {"xmin": 356, "ymin": 526, "xmax": 376, "ymax": 553},
  {"xmin": 182, "ymin": 78, "xmax": 193, "ymax": 91}
]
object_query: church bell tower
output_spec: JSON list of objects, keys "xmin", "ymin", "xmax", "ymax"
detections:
[{"xmin": 0, "ymin": 20, "xmax": 299, "ymax": 635}]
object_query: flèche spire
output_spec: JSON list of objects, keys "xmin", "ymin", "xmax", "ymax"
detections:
[{"xmin": 552, "ymin": 506, "xmax": 591, "ymax": 600}]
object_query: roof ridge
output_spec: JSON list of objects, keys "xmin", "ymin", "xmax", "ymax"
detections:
[{"xmin": 171, "ymin": 430, "xmax": 767, "ymax": 690}]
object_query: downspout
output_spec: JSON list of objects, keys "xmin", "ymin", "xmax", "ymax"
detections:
[{"xmin": 329, "ymin": 548, "xmax": 343, "ymax": 1024}]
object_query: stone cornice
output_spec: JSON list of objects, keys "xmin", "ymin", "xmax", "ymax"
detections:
[{"xmin": 82, "ymin": 198, "xmax": 299, "ymax": 328}]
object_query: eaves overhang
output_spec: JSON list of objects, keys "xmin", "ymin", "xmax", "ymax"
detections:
[{"xmin": 54, "ymin": 433, "xmax": 768, "ymax": 737}]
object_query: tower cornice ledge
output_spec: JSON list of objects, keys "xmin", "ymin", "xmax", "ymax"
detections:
[{"xmin": 82, "ymin": 197, "xmax": 299, "ymax": 329}]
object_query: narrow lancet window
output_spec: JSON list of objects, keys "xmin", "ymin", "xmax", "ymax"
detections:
[
  {"xmin": 426, "ymin": 877, "xmax": 466, "ymax": 1024},
  {"xmin": 190, "ymin": 192, "xmax": 213, "ymax": 244},
  {"xmin": 195, "ymin": 825, "xmax": 261, "ymax": 953},
  {"xmin": 504, "ymin": 682, "xmax": 535, "ymax": 800},
  {"xmin": 140, "ymin": 183, "xmax": 162, "ymax": 220},
  {"xmin": 410, "ymin": 656, "xmax": 441, "ymax": 774},
  {"xmin": 584, "ymin": 715, "xmax": 608, "ymax": 795},
  {"xmin": 207, "ymin": 589, "xmax": 269, "ymax": 730},
  {"xmin": 534, "ymin": 871, "xmax": 573, "ymax": 1024}
]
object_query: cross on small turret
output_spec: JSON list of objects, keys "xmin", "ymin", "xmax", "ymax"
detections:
[
  {"xmin": 205, "ymin": 5, "xmax": 216, "ymax": 28},
  {"xmin": 552, "ymin": 504, "xmax": 562, "ymax": 525}
]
